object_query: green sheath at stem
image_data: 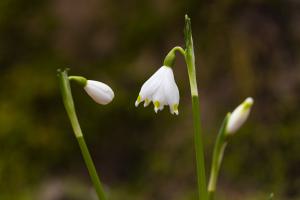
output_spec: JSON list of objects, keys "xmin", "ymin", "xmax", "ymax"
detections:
[
  {"xmin": 58, "ymin": 69, "xmax": 107, "ymax": 200},
  {"xmin": 208, "ymin": 114, "xmax": 231, "ymax": 200},
  {"xmin": 184, "ymin": 15, "xmax": 208, "ymax": 200}
]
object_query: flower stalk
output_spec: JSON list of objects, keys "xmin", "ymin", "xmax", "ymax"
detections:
[
  {"xmin": 208, "ymin": 98, "xmax": 253, "ymax": 200},
  {"xmin": 208, "ymin": 114, "xmax": 230, "ymax": 200},
  {"xmin": 184, "ymin": 15, "xmax": 208, "ymax": 200},
  {"xmin": 58, "ymin": 69, "xmax": 107, "ymax": 200},
  {"xmin": 163, "ymin": 46, "xmax": 186, "ymax": 67}
]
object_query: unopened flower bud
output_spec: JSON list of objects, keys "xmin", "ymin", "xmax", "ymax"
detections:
[
  {"xmin": 226, "ymin": 97, "xmax": 254, "ymax": 134},
  {"xmin": 69, "ymin": 76, "xmax": 114, "ymax": 105},
  {"xmin": 84, "ymin": 80, "xmax": 114, "ymax": 105}
]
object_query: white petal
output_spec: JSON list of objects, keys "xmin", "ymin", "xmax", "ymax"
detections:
[
  {"xmin": 166, "ymin": 81, "xmax": 179, "ymax": 104},
  {"xmin": 226, "ymin": 97, "xmax": 254, "ymax": 134},
  {"xmin": 161, "ymin": 67, "xmax": 179, "ymax": 114},
  {"xmin": 139, "ymin": 67, "xmax": 165, "ymax": 100},
  {"xmin": 173, "ymin": 109, "xmax": 179, "ymax": 115},
  {"xmin": 84, "ymin": 80, "xmax": 114, "ymax": 105},
  {"xmin": 152, "ymin": 86, "xmax": 167, "ymax": 112},
  {"xmin": 154, "ymin": 106, "xmax": 159, "ymax": 113},
  {"xmin": 135, "ymin": 95, "xmax": 142, "ymax": 107},
  {"xmin": 143, "ymin": 98, "xmax": 151, "ymax": 107},
  {"xmin": 161, "ymin": 66, "xmax": 179, "ymax": 103},
  {"xmin": 135, "ymin": 100, "xmax": 140, "ymax": 107},
  {"xmin": 161, "ymin": 66, "xmax": 175, "ymax": 80},
  {"xmin": 135, "ymin": 68, "xmax": 164, "ymax": 107}
]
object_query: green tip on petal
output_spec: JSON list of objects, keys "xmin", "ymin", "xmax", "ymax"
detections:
[
  {"xmin": 154, "ymin": 101, "xmax": 160, "ymax": 113},
  {"xmin": 154, "ymin": 101, "xmax": 160, "ymax": 107},
  {"xmin": 144, "ymin": 98, "xmax": 150, "ymax": 107},
  {"xmin": 172, "ymin": 104, "xmax": 179, "ymax": 115},
  {"xmin": 135, "ymin": 95, "xmax": 142, "ymax": 107},
  {"xmin": 242, "ymin": 97, "xmax": 254, "ymax": 110}
]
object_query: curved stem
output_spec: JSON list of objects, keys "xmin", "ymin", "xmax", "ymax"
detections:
[
  {"xmin": 184, "ymin": 15, "xmax": 208, "ymax": 200},
  {"xmin": 58, "ymin": 69, "xmax": 107, "ymax": 200},
  {"xmin": 163, "ymin": 46, "xmax": 186, "ymax": 67},
  {"xmin": 208, "ymin": 114, "xmax": 230, "ymax": 200},
  {"xmin": 173, "ymin": 46, "xmax": 186, "ymax": 56}
]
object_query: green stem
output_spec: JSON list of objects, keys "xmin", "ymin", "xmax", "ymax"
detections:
[
  {"xmin": 69, "ymin": 75, "xmax": 87, "ymax": 87},
  {"xmin": 58, "ymin": 69, "xmax": 107, "ymax": 200},
  {"xmin": 77, "ymin": 136, "xmax": 107, "ymax": 200},
  {"xmin": 184, "ymin": 15, "xmax": 208, "ymax": 200},
  {"xmin": 208, "ymin": 114, "xmax": 231, "ymax": 200},
  {"xmin": 163, "ymin": 46, "xmax": 186, "ymax": 67}
]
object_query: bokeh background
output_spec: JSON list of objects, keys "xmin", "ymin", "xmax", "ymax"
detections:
[{"xmin": 0, "ymin": 0, "xmax": 299, "ymax": 199}]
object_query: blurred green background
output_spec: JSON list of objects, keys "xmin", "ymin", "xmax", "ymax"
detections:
[{"xmin": 0, "ymin": 0, "xmax": 299, "ymax": 199}]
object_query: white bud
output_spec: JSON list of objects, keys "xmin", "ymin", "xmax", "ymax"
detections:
[
  {"xmin": 226, "ymin": 97, "xmax": 254, "ymax": 134},
  {"xmin": 84, "ymin": 80, "xmax": 114, "ymax": 105}
]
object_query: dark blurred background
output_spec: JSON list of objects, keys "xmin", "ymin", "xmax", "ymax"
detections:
[{"xmin": 0, "ymin": 0, "xmax": 299, "ymax": 199}]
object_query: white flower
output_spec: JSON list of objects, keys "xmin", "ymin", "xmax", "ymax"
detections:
[
  {"xmin": 226, "ymin": 97, "xmax": 254, "ymax": 134},
  {"xmin": 135, "ymin": 66, "xmax": 180, "ymax": 115},
  {"xmin": 84, "ymin": 80, "xmax": 114, "ymax": 105}
]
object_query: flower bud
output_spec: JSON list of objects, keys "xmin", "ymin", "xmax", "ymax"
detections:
[
  {"xmin": 84, "ymin": 80, "xmax": 114, "ymax": 105},
  {"xmin": 226, "ymin": 97, "xmax": 254, "ymax": 134}
]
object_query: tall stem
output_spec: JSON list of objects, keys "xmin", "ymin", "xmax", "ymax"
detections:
[
  {"xmin": 208, "ymin": 114, "xmax": 230, "ymax": 200},
  {"xmin": 58, "ymin": 69, "xmax": 107, "ymax": 200},
  {"xmin": 184, "ymin": 15, "xmax": 208, "ymax": 200}
]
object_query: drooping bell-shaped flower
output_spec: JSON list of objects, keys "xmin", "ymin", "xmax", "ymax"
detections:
[
  {"xmin": 69, "ymin": 76, "xmax": 114, "ymax": 105},
  {"xmin": 226, "ymin": 97, "xmax": 254, "ymax": 134},
  {"xmin": 135, "ymin": 66, "xmax": 180, "ymax": 115}
]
